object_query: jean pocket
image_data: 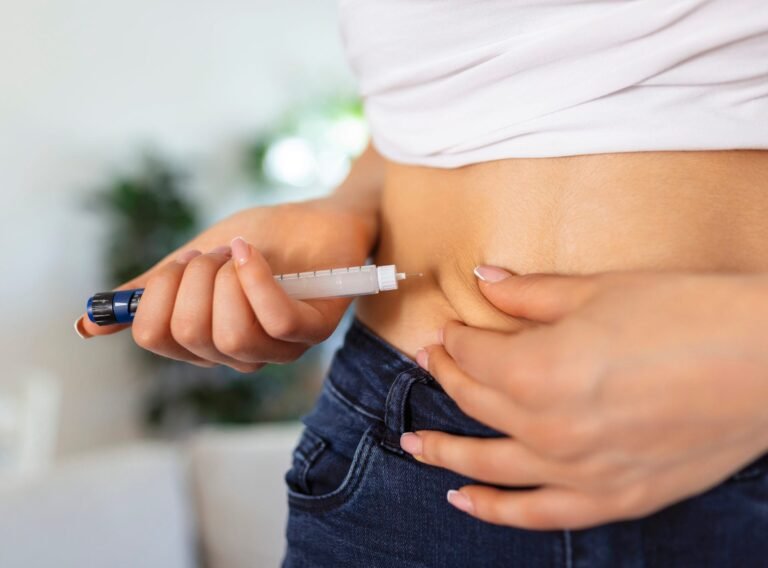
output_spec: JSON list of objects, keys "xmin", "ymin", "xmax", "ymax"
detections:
[{"xmin": 285, "ymin": 424, "xmax": 378, "ymax": 513}]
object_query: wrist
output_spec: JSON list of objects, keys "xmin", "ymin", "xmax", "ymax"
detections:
[{"xmin": 308, "ymin": 194, "xmax": 380, "ymax": 253}]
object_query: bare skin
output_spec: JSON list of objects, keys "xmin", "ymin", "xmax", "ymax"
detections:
[{"xmin": 357, "ymin": 150, "xmax": 768, "ymax": 359}]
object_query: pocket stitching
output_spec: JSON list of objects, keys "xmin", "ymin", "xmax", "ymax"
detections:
[
  {"xmin": 287, "ymin": 425, "xmax": 378, "ymax": 513},
  {"xmin": 293, "ymin": 428, "xmax": 327, "ymax": 494}
]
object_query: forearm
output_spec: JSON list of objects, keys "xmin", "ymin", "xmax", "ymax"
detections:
[{"xmin": 314, "ymin": 141, "xmax": 385, "ymax": 253}]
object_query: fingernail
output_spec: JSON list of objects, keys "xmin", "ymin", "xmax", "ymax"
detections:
[
  {"xmin": 400, "ymin": 432, "xmax": 423, "ymax": 456},
  {"xmin": 415, "ymin": 348, "xmax": 429, "ymax": 370},
  {"xmin": 73, "ymin": 317, "xmax": 92, "ymax": 339},
  {"xmin": 230, "ymin": 236, "xmax": 250, "ymax": 266},
  {"xmin": 447, "ymin": 490, "xmax": 474, "ymax": 514},
  {"xmin": 474, "ymin": 265, "xmax": 512, "ymax": 283},
  {"xmin": 176, "ymin": 250, "xmax": 202, "ymax": 265},
  {"xmin": 209, "ymin": 245, "xmax": 231, "ymax": 256}
]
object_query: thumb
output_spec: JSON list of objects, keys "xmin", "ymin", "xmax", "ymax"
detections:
[{"xmin": 473, "ymin": 266, "xmax": 597, "ymax": 323}]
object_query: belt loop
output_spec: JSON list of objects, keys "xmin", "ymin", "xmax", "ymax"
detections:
[{"xmin": 381, "ymin": 368, "xmax": 429, "ymax": 454}]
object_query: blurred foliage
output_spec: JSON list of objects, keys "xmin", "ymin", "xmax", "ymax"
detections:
[
  {"xmin": 90, "ymin": 155, "xmax": 199, "ymax": 284},
  {"xmin": 144, "ymin": 358, "xmax": 323, "ymax": 431}
]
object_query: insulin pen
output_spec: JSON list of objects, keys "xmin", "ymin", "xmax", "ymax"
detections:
[{"xmin": 86, "ymin": 264, "xmax": 422, "ymax": 326}]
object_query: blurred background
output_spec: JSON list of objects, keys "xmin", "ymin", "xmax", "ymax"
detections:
[{"xmin": 0, "ymin": 1, "xmax": 364, "ymax": 566}]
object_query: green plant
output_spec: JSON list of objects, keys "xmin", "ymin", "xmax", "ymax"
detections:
[{"xmin": 90, "ymin": 154, "xmax": 199, "ymax": 285}]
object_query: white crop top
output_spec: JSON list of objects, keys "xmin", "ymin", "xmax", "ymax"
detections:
[{"xmin": 338, "ymin": 0, "xmax": 768, "ymax": 168}]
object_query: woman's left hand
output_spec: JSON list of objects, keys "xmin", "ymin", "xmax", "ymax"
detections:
[{"xmin": 400, "ymin": 267, "xmax": 768, "ymax": 530}]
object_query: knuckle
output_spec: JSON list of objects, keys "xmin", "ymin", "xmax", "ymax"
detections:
[
  {"xmin": 527, "ymin": 415, "xmax": 582, "ymax": 460},
  {"xmin": 213, "ymin": 330, "xmax": 251, "ymax": 358},
  {"xmin": 170, "ymin": 318, "xmax": 206, "ymax": 349},
  {"xmin": 263, "ymin": 315, "xmax": 301, "ymax": 340},
  {"xmin": 513, "ymin": 501, "xmax": 555, "ymax": 529},
  {"xmin": 132, "ymin": 323, "xmax": 166, "ymax": 350}
]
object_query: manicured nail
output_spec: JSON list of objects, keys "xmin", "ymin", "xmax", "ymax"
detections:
[
  {"xmin": 474, "ymin": 265, "xmax": 512, "ymax": 283},
  {"xmin": 447, "ymin": 490, "xmax": 474, "ymax": 514},
  {"xmin": 209, "ymin": 245, "xmax": 231, "ymax": 256},
  {"xmin": 230, "ymin": 237, "xmax": 250, "ymax": 266},
  {"xmin": 415, "ymin": 348, "xmax": 429, "ymax": 370},
  {"xmin": 176, "ymin": 249, "xmax": 202, "ymax": 264},
  {"xmin": 400, "ymin": 432, "xmax": 423, "ymax": 456},
  {"xmin": 73, "ymin": 317, "xmax": 92, "ymax": 339}
]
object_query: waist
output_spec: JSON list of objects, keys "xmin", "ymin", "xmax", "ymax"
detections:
[
  {"xmin": 356, "ymin": 150, "xmax": 768, "ymax": 358},
  {"xmin": 304, "ymin": 317, "xmax": 498, "ymax": 452}
]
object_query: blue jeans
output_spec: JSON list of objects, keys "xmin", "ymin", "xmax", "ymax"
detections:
[{"xmin": 283, "ymin": 318, "xmax": 768, "ymax": 567}]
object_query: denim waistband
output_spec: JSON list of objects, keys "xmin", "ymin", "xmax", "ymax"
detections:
[{"xmin": 316, "ymin": 317, "xmax": 501, "ymax": 455}]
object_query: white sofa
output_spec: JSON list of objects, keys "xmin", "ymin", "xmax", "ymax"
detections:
[{"xmin": 0, "ymin": 423, "xmax": 301, "ymax": 568}]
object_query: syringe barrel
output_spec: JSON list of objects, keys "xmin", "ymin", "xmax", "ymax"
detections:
[{"xmin": 277, "ymin": 266, "xmax": 380, "ymax": 300}]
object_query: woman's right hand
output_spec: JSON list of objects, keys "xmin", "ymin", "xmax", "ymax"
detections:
[{"xmin": 75, "ymin": 196, "xmax": 378, "ymax": 372}]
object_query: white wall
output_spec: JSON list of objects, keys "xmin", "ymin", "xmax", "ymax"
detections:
[{"xmin": 0, "ymin": 0, "xmax": 355, "ymax": 458}]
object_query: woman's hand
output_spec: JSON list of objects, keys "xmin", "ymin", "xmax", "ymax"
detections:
[
  {"xmin": 400, "ymin": 267, "xmax": 768, "ymax": 529},
  {"xmin": 75, "ymin": 197, "xmax": 377, "ymax": 372}
]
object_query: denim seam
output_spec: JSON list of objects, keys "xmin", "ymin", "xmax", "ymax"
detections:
[
  {"xmin": 299, "ymin": 432, "xmax": 327, "ymax": 494},
  {"xmin": 325, "ymin": 377, "xmax": 383, "ymax": 423},
  {"xmin": 287, "ymin": 425, "xmax": 378, "ymax": 513}
]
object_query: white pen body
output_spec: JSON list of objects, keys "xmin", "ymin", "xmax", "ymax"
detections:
[{"xmin": 275, "ymin": 265, "xmax": 398, "ymax": 300}]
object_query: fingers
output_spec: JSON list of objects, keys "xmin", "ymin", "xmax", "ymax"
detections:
[
  {"xmin": 169, "ymin": 248, "xmax": 263, "ymax": 372},
  {"xmin": 447, "ymin": 485, "xmax": 617, "ymax": 530},
  {"xmin": 231, "ymin": 237, "xmax": 344, "ymax": 344},
  {"xmin": 131, "ymin": 250, "xmax": 215, "ymax": 367},
  {"xmin": 212, "ymin": 261, "xmax": 308, "ymax": 364},
  {"xmin": 439, "ymin": 319, "xmax": 570, "ymax": 409},
  {"xmin": 440, "ymin": 320, "xmax": 521, "ymax": 388},
  {"xmin": 401, "ymin": 431, "xmax": 551, "ymax": 487},
  {"xmin": 171, "ymin": 248, "xmax": 231, "ymax": 361},
  {"xmin": 79, "ymin": 237, "xmax": 334, "ymax": 370},
  {"xmin": 475, "ymin": 268, "xmax": 598, "ymax": 323},
  {"xmin": 418, "ymin": 343, "xmax": 523, "ymax": 434}
]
